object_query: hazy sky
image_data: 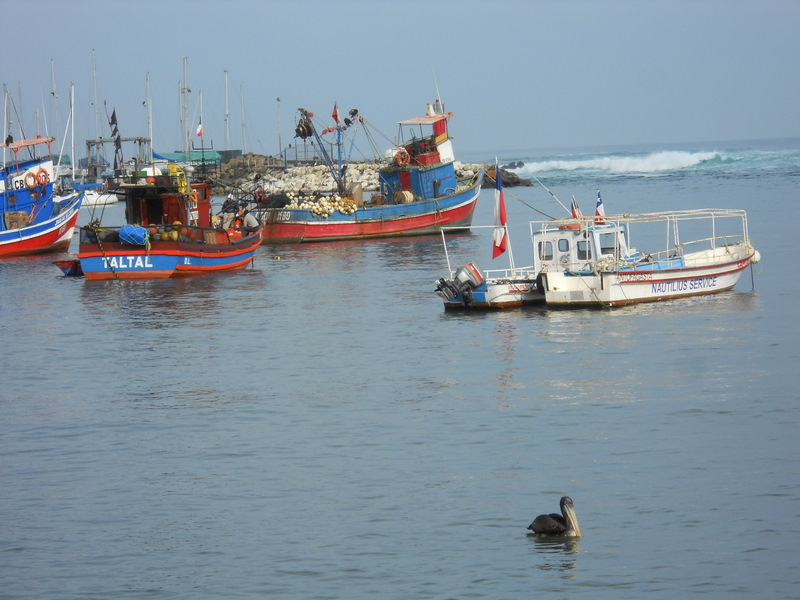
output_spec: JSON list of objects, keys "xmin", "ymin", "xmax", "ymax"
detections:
[{"xmin": 4, "ymin": 0, "xmax": 798, "ymax": 158}]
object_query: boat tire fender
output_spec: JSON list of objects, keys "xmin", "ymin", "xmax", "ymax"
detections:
[{"xmin": 535, "ymin": 272, "xmax": 545, "ymax": 294}]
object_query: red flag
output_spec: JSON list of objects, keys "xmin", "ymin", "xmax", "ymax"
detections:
[
  {"xmin": 196, "ymin": 122, "xmax": 204, "ymax": 137},
  {"xmin": 570, "ymin": 196, "xmax": 582, "ymax": 219},
  {"xmin": 492, "ymin": 164, "xmax": 507, "ymax": 258},
  {"xmin": 332, "ymin": 103, "xmax": 340, "ymax": 125}
]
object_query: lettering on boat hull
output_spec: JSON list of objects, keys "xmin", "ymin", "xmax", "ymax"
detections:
[
  {"xmin": 650, "ymin": 276, "xmax": 717, "ymax": 294},
  {"xmin": 102, "ymin": 255, "xmax": 155, "ymax": 270}
]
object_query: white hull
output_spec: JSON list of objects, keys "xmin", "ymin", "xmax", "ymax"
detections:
[
  {"xmin": 82, "ymin": 190, "xmax": 119, "ymax": 206},
  {"xmin": 542, "ymin": 243, "xmax": 756, "ymax": 307},
  {"xmin": 437, "ymin": 208, "xmax": 759, "ymax": 310}
]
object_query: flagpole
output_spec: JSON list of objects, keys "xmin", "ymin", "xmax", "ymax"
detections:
[
  {"xmin": 505, "ymin": 223, "xmax": 516, "ymax": 271},
  {"xmin": 502, "ymin": 162, "xmax": 515, "ymax": 270},
  {"xmin": 493, "ymin": 158, "xmax": 515, "ymax": 271}
]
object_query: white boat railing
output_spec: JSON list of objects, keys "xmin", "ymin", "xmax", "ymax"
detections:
[{"xmin": 439, "ymin": 225, "xmax": 534, "ymax": 279}]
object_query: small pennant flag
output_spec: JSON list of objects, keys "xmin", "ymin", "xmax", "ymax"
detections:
[
  {"xmin": 196, "ymin": 122, "xmax": 204, "ymax": 137},
  {"xmin": 332, "ymin": 103, "xmax": 340, "ymax": 125},
  {"xmin": 570, "ymin": 196, "xmax": 583, "ymax": 219},
  {"xmin": 492, "ymin": 162, "xmax": 508, "ymax": 258},
  {"xmin": 595, "ymin": 191, "xmax": 606, "ymax": 224}
]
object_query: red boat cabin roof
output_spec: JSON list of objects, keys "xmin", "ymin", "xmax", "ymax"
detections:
[{"xmin": 1, "ymin": 136, "xmax": 55, "ymax": 151}]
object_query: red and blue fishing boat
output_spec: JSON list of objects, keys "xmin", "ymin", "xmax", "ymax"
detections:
[
  {"xmin": 73, "ymin": 165, "xmax": 261, "ymax": 280},
  {"xmin": 1, "ymin": 136, "xmax": 83, "ymax": 257},
  {"xmin": 250, "ymin": 101, "xmax": 483, "ymax": 243}
]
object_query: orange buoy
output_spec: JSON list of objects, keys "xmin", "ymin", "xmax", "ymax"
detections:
[{"xmin": 24, "ymin": 172, "xmax": 37, "ymax": 189}]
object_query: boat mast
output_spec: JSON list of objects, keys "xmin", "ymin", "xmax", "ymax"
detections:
[
  {"xmin": 276, "ymin": 96, "xmax": 282, "ymax": 162},
  {"xmin": 181, "ymin": 57, "xmax": 190, "ymax": 154},
  {"xmin": 2, "ymin": 86, "xmax": 7, "ymax": 169},
  {"xmin": 48, "ymin": 61, "xmax": 57, "ymax": 140},
  {"xmin": 146, "ymin": 72, "xmax": 154, "ymax": 170},
  {"xmin": 92, "ymin": 50, "xmax": 100, "ymax": 145},
  {"xmin": 298, "ymin": 107, "xmax": 344, "ymax": 194},
  {"xmin": 224, "ymin": 70, "xmax": 230, "ymax": 151},
  {"xmin": 70, "ymin": 83, "xmax": 75, "ymax": 185},
  {"xmin": 241, "ymin": 86, "xmax": 247, "ymax": 153}
]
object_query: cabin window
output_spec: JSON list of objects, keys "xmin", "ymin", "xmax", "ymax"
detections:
[
  {"xmin": 599, "ymin": 232, "xmax": 618, "ymax": 256},
  {"xmin": 577, "ymin": 240, "xmax": 592, "ymax": 260},
  {"xmin": 557, "ymin": 239, "xmax": 570, "ymax": 252},
  {"xmin": 538, "ymin": 241, "xmax": 553, "ymax": 261}
]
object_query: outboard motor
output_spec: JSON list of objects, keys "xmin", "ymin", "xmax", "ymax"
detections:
[{"xmin": 435, "ymin": 263, "xmax": 484, "ymax": 304}]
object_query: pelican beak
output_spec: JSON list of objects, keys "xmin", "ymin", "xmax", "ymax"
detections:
[{"xmin": 562, "ymin": 502, "xmax": 581, "ymax": 538}]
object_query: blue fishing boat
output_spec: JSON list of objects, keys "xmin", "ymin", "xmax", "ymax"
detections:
[
  {"xmin": 250, "ymin": 100, "xmax": 483, "ymax": 242},
  {"xmin": 1, "ymin": 136, "xmax": 83, "ymax": 257}
]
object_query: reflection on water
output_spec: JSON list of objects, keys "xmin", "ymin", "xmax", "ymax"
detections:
[
  {"xmin": 81, "ymin": 277, "xmax": 224, "ymax": 328},
  {"xmin": 529, "ymin": 536, "xmax": 581, "ymax": 575}
]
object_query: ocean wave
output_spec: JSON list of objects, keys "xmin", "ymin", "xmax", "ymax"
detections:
[{"xmin": 519, "ymin": 150, "xmax": 720, "ymax": 175}]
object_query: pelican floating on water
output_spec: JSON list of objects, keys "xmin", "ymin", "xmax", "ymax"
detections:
[{"xmin": 527, "ymin": 496, "xmax": 581, "ymax": 538}]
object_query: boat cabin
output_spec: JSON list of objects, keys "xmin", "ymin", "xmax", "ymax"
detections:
[
  {"xmin": 378, "ymin": 103, "xmax": 458, "ymax": 203},
  {"xmin": 533, "ymin": 221, "xmax": 639, "ymax": 272},
  {"xmin": 120, "ymin": 172, "xmax": 212, "ymax": 229}
]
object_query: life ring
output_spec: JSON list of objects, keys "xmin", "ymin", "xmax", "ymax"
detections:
[
  {"xmin": 36, "ymin": 168, "xmax": 49, "ymax": 186},
  {"xmin": 394, "ymin": 148, "xmax": 410, "ymax": 167},
  {"xmin": 24, "ymin": 171, "xmax": 37, "ymax": 189},
  {"xmin": 558, "ymin": 223, "xmax": 581, "ymax": 230}
]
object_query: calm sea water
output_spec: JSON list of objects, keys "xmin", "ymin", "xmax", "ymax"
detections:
[{"xmin": 2, "ymin": 139, "xmax": 799, "ymax": 599}]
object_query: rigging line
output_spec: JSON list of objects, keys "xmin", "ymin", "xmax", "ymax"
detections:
[
  {"xmin": 483, "ymin": 171, "xmax": 556, "ymax": 219},
  {"xmin": 358, "ymin": 116, "xmax": 396, "ymax": 147},
  {"xmin": 528, "ymin": 173, "xmax": 571, "ymax": 216}
]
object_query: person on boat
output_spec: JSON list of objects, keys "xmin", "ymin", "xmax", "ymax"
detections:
[
  {"xmin": 253, "ymin": 188, "xmax": 268, "ymax": 206},
  {"xmin": 238, "ymin": 209, "xmax": 261, "ymax": 235},
  {"xmin": 221, "ymin": 193, "xmax": 238, "ymax": 213},
  {"xmin": 221, "ymin": 193, "xmax": 239, "ymax": 229}
]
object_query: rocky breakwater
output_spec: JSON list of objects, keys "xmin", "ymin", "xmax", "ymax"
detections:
[{"xmin": 212, "ymin": 153, "xmax": 531, "ymax": 198}]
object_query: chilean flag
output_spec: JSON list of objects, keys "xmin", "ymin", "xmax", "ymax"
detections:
[
  {"xmin": 570, "ymin": 196, "xmax": 583, "ymax": 219},
  {"xmin": 492, "ymin": 162, "xmax": 507, "ymax": 258},
  {"xmin": 595, "ymin": 191, "xmax": 606, "ymax": 224}
]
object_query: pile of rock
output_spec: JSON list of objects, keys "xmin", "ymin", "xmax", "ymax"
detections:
[{"xmin": 210, "ymin": 153, "xmax": 530, "ymax": 196}]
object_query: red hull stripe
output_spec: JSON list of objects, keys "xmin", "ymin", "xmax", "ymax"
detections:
[
  {"xmin": 0, "ymin": 210, "xmax": 80, "ymax": 257},
  {"xmin": 260, "ymin": 194, "xmax": 478, "ymax": 243}
]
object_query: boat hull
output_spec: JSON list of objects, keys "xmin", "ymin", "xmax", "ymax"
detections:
[
  {"xmin": 442, "ymin": 277, "xmax": 544, "ymax": 309},
  {"xmin": 82, "ymin": 190, "xmax": 119, "ymax": 206},
  {"xmin": 254, "ymin": 179, "xmax": 481, "ymax": 243},
  {"xmin": 0, "ymin": 193, "xmax": 82, "ymax": 257},
  {"xmin": 78, "ymin": 234, "xmax": 261, "ymax": 280},
  {"xmin": 542, "ymin": 248, "xmax": 756, "ymax": 307}
]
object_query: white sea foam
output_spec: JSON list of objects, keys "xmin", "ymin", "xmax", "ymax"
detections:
[{"xmin": 521, "ymin": 150, "xmax": 719, "ymax": 174}]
